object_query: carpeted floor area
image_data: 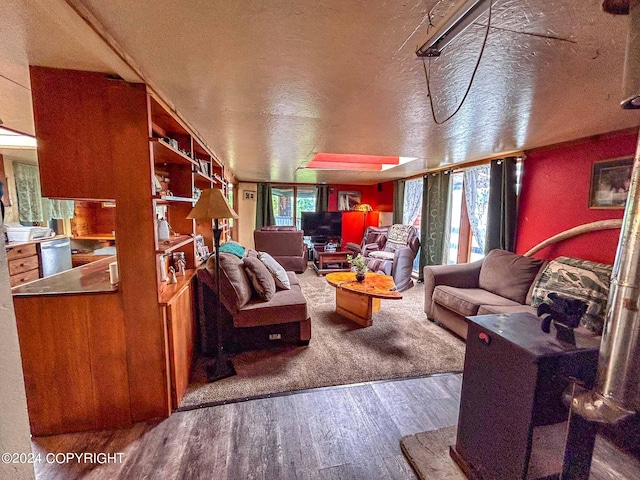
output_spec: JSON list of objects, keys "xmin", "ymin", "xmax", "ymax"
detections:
[{"xmin": 179, "ymin": 265, "xmax": 465, "ymax": 408}]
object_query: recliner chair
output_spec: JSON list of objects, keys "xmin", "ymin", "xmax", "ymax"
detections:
[
  {"xmin": 345, "ymin": 226, "xmax": 389, "ymax": 258},
  {"xmin": 365, "ymin": 224, "xmax": 420, "ymax": 292}
]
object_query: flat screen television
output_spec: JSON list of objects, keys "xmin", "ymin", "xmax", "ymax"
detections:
[{"xmin": 301, "ymin": 211, "xmax": 342, "ymax": 243}]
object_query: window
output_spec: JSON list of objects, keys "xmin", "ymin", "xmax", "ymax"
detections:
[
  {"xmin": 447, "ymin": 165, "xmax": 490, "ymax": 264},
  {"xmin": 227, "ymin": 182, "xmax": 234, "ymax": 228},
  {"xmin": 271, "ymin": 186, "xmax": 317, "ymax": 228},
  {"xmin": 402, "ymin": 177, "xmax": 423, "ymax": 273},
  {"xmin": 447, "ymin": 172, "xmax": 464, "ymax": 264},
  {"xmin": 447, "ymin": 160, "xmax": 522, "ymax": 264}
]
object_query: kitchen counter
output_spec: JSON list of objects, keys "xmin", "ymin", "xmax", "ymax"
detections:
[
  {"xmin": 5, "ymin": 234, "xmax": 67, "ymax": 249},
  {"xmin": 11, "ymin": 256, "xmax": 118, "ymax": 296}
]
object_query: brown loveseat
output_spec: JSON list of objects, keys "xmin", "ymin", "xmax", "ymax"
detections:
[
  {"xmin": 423, "ymin": 249, "xmax": 545, "ymax": 339},
  {"xmin": 254, "ymin": 226, "xmax": 308, "ymax": 273},
  {"xmin": 198, "ymin": 252, "xmax": 311, "ymax": 353}
]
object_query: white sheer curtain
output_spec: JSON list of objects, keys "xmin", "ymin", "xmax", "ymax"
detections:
[
  {"xmin": 14, "ymin": 162, "xmax": 74, "ymax": 222},
  {"xmin": 463, "ymin": 164, "xmax": 490, "ymax": 253},
  {"xmin": 402, "ymin": 177, "xmax": 423, "ymax": 226}
]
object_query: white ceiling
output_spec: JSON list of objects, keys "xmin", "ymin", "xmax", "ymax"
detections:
[{"xmin": 1, "ymin": 0, "xmax": 639, "ymax": 185}]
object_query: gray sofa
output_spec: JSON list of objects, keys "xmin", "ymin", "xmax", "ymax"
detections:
[{"xmin": 423, "ymin": 249, "xmax": 546, "ymax": 339}]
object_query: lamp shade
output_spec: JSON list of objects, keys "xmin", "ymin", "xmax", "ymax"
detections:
[
  {"xmin": 187, "ymin": 188, "xmax": 239, "ymax": 220},
  {"xmin": 353, "ymin": 203, "xmax": 373, "ymax": 212}
]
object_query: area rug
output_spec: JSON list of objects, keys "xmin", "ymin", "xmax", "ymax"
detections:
[
  {"xmin": 179, "ymin": 266, "xmax": 465, "ymax": 408},
  {"xmin": 400, "ymin": 427, "xmax": 466, "ymax": 480}
]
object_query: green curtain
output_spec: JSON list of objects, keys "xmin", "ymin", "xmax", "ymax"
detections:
[
  {"xmin": 392, "ymin": 179, "xmax": 405, "ymax": 225},
  {"xmin": 486, "ymin": 157, "xmax": 518, "ymax": 252},
  {"xmin": 419, "ymin": 171, "xmax": 451, "ymax": 280},
  {"xmin": 316, "ymin": 185, "xmax": 329, "ymax": 212},
  {"xmin": 255, "ymin": 183, "xmax": 275, "ymax": 229}
]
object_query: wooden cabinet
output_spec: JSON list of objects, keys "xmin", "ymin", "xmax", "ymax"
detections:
[
  {"xmin": 7, "ymin": 243, "xmax": 39, "ymax": 287},
  {"xmin": 161, "ymin": 273, "xmax": 196, "ymax": 409},
  {"xmin": 23, "ymin": 66, "xmax": 227, "ymax": 430},
  {"xmin": 12, "ymin": 259, "xmax": 130, "ymax": 436}
]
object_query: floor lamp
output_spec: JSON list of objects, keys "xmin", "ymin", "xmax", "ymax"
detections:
[
  {"xmin": 353, "ymin": 203, "xmax": 373, "ymax": 237},
  {"xmin": 187, "ymin": 188, "xmax": 239, "ymax": 382}
]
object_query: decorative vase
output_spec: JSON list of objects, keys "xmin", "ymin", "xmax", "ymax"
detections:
[{"xmin": 356, "ymin": 271, "xmax": 366, "ymax": 282}]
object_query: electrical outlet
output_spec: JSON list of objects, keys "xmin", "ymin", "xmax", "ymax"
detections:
[{"xmin": 269, "ymin": 333, "xmax": 282, "ymax": 340}]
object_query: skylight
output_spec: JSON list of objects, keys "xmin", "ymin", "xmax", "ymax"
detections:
[{"xmin": 305, "ymin": 153, "xmax": 415, "ymax": 171}]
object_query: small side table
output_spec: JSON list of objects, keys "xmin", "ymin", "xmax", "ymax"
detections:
[
  {"xmin": 450, "ymin": 313, "xmax": 600, "ymax": 480},
  {"xmin": 313, "ymin": 249, "xmax": 352, "ymax": 275}
]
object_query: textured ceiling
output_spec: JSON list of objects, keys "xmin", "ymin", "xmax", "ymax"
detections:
[{"xmin": 1, "ymin": 0, "xmax": 639, "ymax": 185}]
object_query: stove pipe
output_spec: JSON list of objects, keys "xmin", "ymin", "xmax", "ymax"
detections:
[
  {"xmin": 592, "ymin": 0, "xmax": 640, "ymax": 418},
  {"xmin": 569, "ymin": 0, "xmax": 640, "ymax": 424}
]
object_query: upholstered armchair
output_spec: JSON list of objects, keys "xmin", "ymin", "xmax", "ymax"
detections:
[
  {"xmin": 253, "ymin": 226, "xmax": 308, "ymax": 273},
  {"xmin": 365, "ymin": 224, "xmax": 420, "ymax": 292},
  {"xmin": 345, "ymin": 226, "xmax": 389, "ymax": 258}
]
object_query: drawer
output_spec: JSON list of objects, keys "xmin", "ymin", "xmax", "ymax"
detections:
[
  {"xmin": 10, "ymin": 268, "xmax": 40, "ymax": 287},
  {"xmin": 7, "ymin": 243, "xmax": 37, "ymax": 261},
  {"xmin": 9, "ymin": 255, "xmax": 40, "ymax": 276}
]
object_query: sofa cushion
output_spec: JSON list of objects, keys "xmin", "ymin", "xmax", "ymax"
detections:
[
  {"xmin": 258, "ymin": 251, "xmax": 291, "ymax": 289},
  {"xmin": 287, "ymin": 271, "xmax": 300, "ymax": 286},
  {"xmin": 530, "ymin": 257, "xmax": 612, "ymax": 334},
  {"xmin": 368, "ymin": 250, "xmax": 395, "ymax": 260},
  {"xmin": 243, "ymin": 256, "xmax": 276, "ymax": 301},
  {"xmin": 235, "ymin": 283, "xmax": 308, "ymax": 327},
  {"xmin": 479, "ymin": 249, "xmax": 544, "ymax": 304},
  {"xmin": 205, "ymin": 253, "xmax": 253, "ymax": 311},
  {"xmin": 433, "ymin": 285, "xmax": 521, "ymax": 317},
  {"xmin": 477, "ymin": 304, "xmax": 537, "ymax": 316}
]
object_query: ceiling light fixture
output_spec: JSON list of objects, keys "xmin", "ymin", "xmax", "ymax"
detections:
[
  {"xmin": 416, "ymin": 0, "xmax": 496, "ymax": 57},
  {"xmin": 0, "ymin": 126, "xmax": 37, "ymax": 149}
]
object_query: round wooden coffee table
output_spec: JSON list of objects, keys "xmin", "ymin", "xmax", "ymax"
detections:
[{"xmin": 326, "ymin": 272, "xmax": 402, "ymax": 327}]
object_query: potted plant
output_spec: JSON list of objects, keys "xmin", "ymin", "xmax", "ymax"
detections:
[{"xmin": 347, "ymin": 253, "xmax": 368, "ymax": 282}]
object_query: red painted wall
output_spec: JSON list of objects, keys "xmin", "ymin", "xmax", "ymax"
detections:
[
  {"xmin": 515, "ymin": 129, "xmax": 638, "ymax": 264},
  {"xmin": 327, "ymin": 182, "xmax": 394, "ymax": 245},
  {"xmin": 327, "ymin": 182, "xmax": 394, "ymax": 212}
]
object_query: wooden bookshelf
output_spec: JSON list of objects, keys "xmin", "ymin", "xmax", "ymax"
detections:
[{"xmin": 24, "ymin": 66, "xmax": 229, "ymax": 434}]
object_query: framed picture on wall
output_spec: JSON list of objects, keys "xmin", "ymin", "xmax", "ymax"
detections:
[
  {"xmin": 195, "ymin": 235, "xmax": 209, "ymax": 261},
  {"xmin": 337, "ymin": 190, "xmax": 361, "ymax": 211},
  {"xmin": 589, "ymin": 156, "xmax": 634, "ymax": 209}
]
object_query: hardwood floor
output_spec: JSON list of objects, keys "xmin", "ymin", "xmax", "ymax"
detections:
[{"xmin": 32, "ymin": 373, "xmax": 639, "ymax": 479}]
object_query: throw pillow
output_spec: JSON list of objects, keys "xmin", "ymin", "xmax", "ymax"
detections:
[
  {"xmin": 530, "ymin": 256, "xmax": 613, "ymax": 334},
  {"xmin": 385, "ymin": 224, "xmax": 414, "ymax": 251},
  {"xmin": 205, "ymin": 253, "xmax": 252, "ymax": 310},
  {"xmin": 478, "ymin": 249, "xmax": 544, "ymax": 304},
  {"xmin": 218, "ymin": 240, "xmax": 246, "ymax": 259},
  {"xmin": 258, "ymin": 251, "xmax": 291, "ymax": 290},
  {"xmin": 243, "ymin": 256, "xmax": 276, "ymax": 301}
]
